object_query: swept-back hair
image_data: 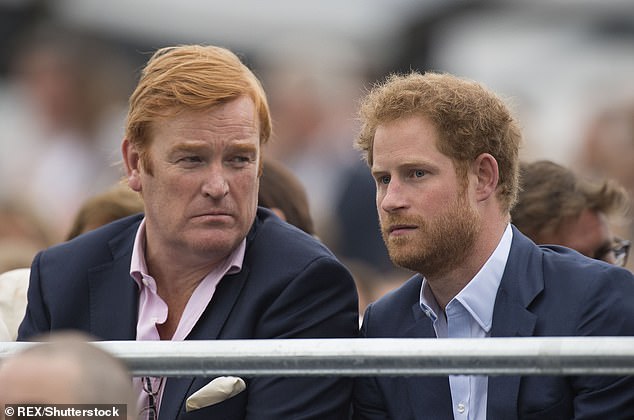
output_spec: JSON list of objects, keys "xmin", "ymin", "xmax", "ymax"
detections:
[
  {"xmin": 356, "ymin": 71, "xmax": 522, "ymax": 212},
  {"xmin": 126, "ymin": 44, "xmax": 271, "ymax": 173}
]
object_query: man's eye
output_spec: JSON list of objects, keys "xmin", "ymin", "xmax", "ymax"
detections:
[
  {"xmin": 378, "ymin": 175, "xmax": 390, "ymax": 185},
  {"xmin": 413, "ymin": 170, "xmax": 425, "ymax": 178},
  {"xmin": 179, "ymin": 156, "xmax": 203, "ymax": 164},
  {"xmin": 228, "ymin": 156, "xmax": 252, "ymax": 167}
]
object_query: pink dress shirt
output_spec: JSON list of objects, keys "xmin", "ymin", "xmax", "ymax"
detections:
[{"xmin": 130, "ymin": 219, "xmax": 246, "ymax": 418}]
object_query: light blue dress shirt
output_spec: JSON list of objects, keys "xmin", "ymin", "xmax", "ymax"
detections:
[{"xmin": 419, "ymin": 224, "xmax": 513, "ymax": 420}]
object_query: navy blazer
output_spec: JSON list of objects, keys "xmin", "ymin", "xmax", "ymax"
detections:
[
  {"xmin": 354, "ymin": 226, "xmax": 634, "ymax": 420},
  {"xmin": 18, "ymin": 208, "xmax": 359, "ymax": 420}
]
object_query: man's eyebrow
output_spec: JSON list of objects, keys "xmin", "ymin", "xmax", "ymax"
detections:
[
  {"xmin": 399, "ymin": 160, "xmax": 436, "ymax": 168},
  {"xmin": 169, "ymin": 143, "xmax": 208, "ymax": 154},
  {"xmin": 372, "ymin": 160, "xmax": 437, "ymax": 173},
  {"xmin": 371, "ymin": 167, "xmax": 388, "ymax": 176},
  {"xmin": 228, "ymin": 143, "xmax": 258, "ymax": 154}
]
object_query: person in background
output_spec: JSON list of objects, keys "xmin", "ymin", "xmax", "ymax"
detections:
[
  {"xmin": 352, "ymin": 71, "xmax": 634, "ymax": 419},
  {"xmin": 335, "ymin": 160, "xmax": 397, "ymax": 274},
  {"xmin": 0, "ymin": 184, "xmax": 144, "ymax": 342},
  {"xmin": 0, "ymin": 199, "xmax": 53, "ymax": 274},
  {"xmin": 0, "ymin": 268, "xmax": 30, "ymax": 341},
  {"xmin": 18, "ymin": 44, "xmax": 358, "ymax": 420},
  {"xmin": 576, "ymin": 100, "xmax": 634, "ymax": 271},
  {"xmin": 258, "ymin": 157, "xmax": 315, "ymax": 236},
  {"xmin": 2, "ymin": 24, "xmax": 134, "ymax": 240},
  {"xmin": 66, "ymin": 182, "xmax": 144, "ymax": 240},
  {"xmin": 512, "ymin": 160, "xmax": 630, "ymax": 267},
  {"xmin": 0, "ymin": 332, "xmax": 137, "ymax": 419}
]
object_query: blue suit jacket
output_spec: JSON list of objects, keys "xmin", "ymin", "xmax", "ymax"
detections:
[
  {"xmin": 18, "ymin": 208, "xmax": 359, "ymax": 420},
  {"xmin": 354, "ymin": 226, "xmax": 634, "ymax": 420}
]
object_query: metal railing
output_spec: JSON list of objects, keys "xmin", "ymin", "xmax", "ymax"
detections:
[{"xmin": 2, "ymin": 337, "xmax": 634, "ymax": 377}]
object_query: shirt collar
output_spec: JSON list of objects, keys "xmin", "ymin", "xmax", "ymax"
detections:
[
  {"xmin": 130, "ymin": 219, "xmax": 148, "ymax": 287},
  {"xmin": 420, "ymin": 223, "xmax": 513, "ymax": 332},
  {"xmin": 129, "ymin": 218, "xmax": 246, "ymax": 288}
]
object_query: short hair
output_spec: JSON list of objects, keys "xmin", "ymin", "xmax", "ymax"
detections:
[
  {"xmin": 125, "ymin": 44, "xmax": 272, "ymax": 174},
  {"xmin": 15, "ymin": 332, "xmax": 136, "ymax": 408},
  {"xmin": 258, "ymin": 158, "xmax": 315, "ymax": 235},
  {"xmin": 356, "ymin": 71, "xmax": 522, "ymax": 212},
  {"xmin": 66, "ymin": 183, "xmax": 144, "ymax": 240},
  {"xmin": 511, "ymin": 160, "xmax": 629, "ymax": 241}
]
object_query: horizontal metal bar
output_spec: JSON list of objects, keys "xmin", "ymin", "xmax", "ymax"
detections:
[{"xmin": 2, "ymin": 337, "xmax": 634, "ymax": 377}]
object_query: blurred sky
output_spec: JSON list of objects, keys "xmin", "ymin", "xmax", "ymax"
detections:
[
  {"xmin": 2, "ymin": 0, "xmax": 633, "ymax": 164},
  {"xmin": 1, "ymin": 0, "xmax": 633, "ymax": 245}
]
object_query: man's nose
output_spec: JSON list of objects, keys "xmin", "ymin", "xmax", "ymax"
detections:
[
  {"xmin": 202, "ymin": 166, "xmax": 229, "ymax": 198},
  {"xmin": 380, "ymin": 179, "xmax": 407, "ymax": 213}
]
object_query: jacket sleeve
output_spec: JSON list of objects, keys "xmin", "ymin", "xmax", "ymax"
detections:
[
  {"xmin": 243, "ymin": 256, "xmax": 359, "ymax": 420},
  {"xmin": 17, "ymin": 251, "xmax": 50, "ymax": 341},
  {"xmin": 352, "ymin": 304, "xmax": 391, "ymax": 420},
  {"xmin": 569, "ymin": 266, "xmax": 634, "ymax": 418}
]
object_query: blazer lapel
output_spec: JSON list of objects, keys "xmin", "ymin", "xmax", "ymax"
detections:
[
  {"xmin": 159, "ymin": 267, "xmax": 251, "ymax": 420},
  {"xmin": 187, "ymin": 267, "xmax": 250, "ymax": 340},
  {"xmin": 405, "ymin": 303, "xmax": 454, "ymax": 419},
  {"xmin": 185, "ymin": 215, "xmax": 259, "ymax": 341},
  {"xmin": 160, "ymin": 377, "xmax": 207, "ymax": 420},
  {"xmin": 487, "ymin": 286, "xmax": 537, "ymax": 420},
  {"xmin": 487, "ymin": 227, "xmax": 543, "ymax": 420},
  {"xmin": 88, "ymin": 222, "xmax": 139, "ymax": 340},
  {"xmin": 156, "ymin": 214, "xmax": 263, "ymax": 419},
  {"xmin": 88, "ymin": 259, "xmax": 137, "ymax": 340}
]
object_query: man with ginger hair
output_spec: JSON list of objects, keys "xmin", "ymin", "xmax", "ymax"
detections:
[
  {"xmin": 18, "ymin": 45, "xmax": 358, "ymax": 419},
  {"xmin": 352, "ymin": 72, "xmax": 634, "ymax": 419}
]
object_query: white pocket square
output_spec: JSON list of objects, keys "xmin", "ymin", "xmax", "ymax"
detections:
[{"xmin": 186, "ymin": 376, "xmax": 246, "ymax": 412}]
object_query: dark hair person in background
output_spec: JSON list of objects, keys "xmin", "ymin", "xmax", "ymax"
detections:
[
  {"xmin": 512, "ymin": 160, "xmax": 630, "ymax": 267},
  {"xmin": 258, "ymin": 157, "xmax": 316, "ymax": 236},
  {"xmin": 18, "ymin": 44, "xmax": 358, "ymax": 420},
  {"xmin": 352, "ymin": 71, "xmax": 634, "ymax": 419},
  {"xmin": 65, "ymin": 182, "xmax": 144, "ymax": 240}
]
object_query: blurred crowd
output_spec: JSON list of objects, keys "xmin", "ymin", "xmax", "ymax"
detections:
[
  {"xmin": 0, "ymin": 3, "xmax": 633, "ymax": 309},
  {"xmin": 0, "ymin": 5, "xmax": 633, "ymax": 419}
]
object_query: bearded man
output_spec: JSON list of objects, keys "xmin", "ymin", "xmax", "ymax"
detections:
[{"xmin": 352, "ymin": 72, "xmax": 634, "ymax": 420}]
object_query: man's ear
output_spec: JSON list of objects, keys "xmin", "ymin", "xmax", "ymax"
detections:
[
  {"xmin": 472, "ymin": 153, "xmax": 499, "ymax": 202},
  {"xmin": 122, "ymin": 138, "xmax": 142, "ymax": 192}
]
